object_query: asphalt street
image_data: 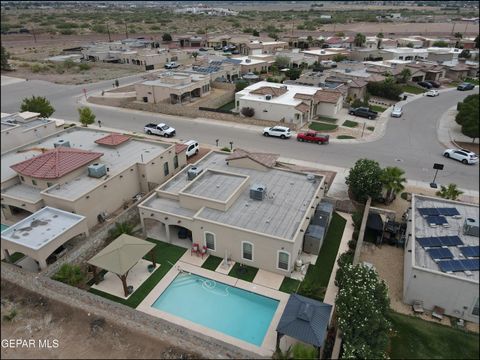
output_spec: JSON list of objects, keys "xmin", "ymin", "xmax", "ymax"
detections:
[{"xmin": 1, "ymin": 76, "xmax": 479, "ymax": 190}]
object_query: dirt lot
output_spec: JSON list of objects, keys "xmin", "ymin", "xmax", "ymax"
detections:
[{"xmin": 0, "ymin": 281, "xmax": 199, "ymax": 359}]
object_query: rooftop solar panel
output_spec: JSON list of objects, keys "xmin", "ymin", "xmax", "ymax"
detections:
[
  {"xmin": 461, "ymin": 259, "xmax": 480, "ymax": 271},
  {"xmin": 459, "ymin": 246, "xmax": 480, "ymax": 258},
  {"xmin": 417, "ymin": 237, "xmax": 442, "ymax": 247},
  {"xmin": 438, "ymin": 208, "xmax": 460, "ymax": 216},
  {"xmin": 417, "ymin": 236, "xmax": 463, "ymax": 248},
  {"xmin": 437, "ymin": 259, "xmax": 480, "ymax": 273},
  {"xmin": 418, "ymin": 208, "xmax": 439, "ymax": 216},
  {"xmin": 441, "ymin": 236, "xmax": 463, "ymax": 246},
  {"xmin": 427, "ymin": 248, "xmax": 454, "ymax": 260}
]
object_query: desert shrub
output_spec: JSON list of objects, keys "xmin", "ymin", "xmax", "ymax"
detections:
[{"xmin": 241, "ymin": 107, "xmax": 255, "ymax": 117}]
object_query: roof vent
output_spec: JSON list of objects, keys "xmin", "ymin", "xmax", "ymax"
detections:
[
  {"xmin": 306, "ymin": 173, "xmax": 316, "ymax": 182},
  {"xmin": 250, "ymin": 184, "xmax": 267, "ymax": 201},
  {"xmin": 245, "ymin": 58, "xmax": 251, "ymax": 63},
  {"xmin": 463, "ymin": 218, "xmax": 479, "ymax": 237},
  {"xmin": 266, "ymin": 94, "xmax": 272, "ymax": 100},
  {"xmin": 88, "ymin": 163, "xmax": 107, "ymax": 178},
  {"xmin": 320, "ymin": 50, "xmax": 326, "ymax": 54},
  {"xmin": 187, "ymin": 166, "xmax": 203, "ymax": 180},
  {"xmin": 54, "ymin": 139, "xmax": 71, "ymax": 148}
]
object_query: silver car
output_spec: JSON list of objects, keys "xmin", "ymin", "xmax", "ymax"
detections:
[{"xmin": 391, "ymin": 106, "xmax": 403, "ymax": 118}]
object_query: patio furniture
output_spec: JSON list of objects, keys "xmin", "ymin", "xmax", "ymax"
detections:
[
  {"xmin": 432, "ymin": 306, "xmax": 445, "ymax": 320},
  {"xmin": 200, "ymin": 245, "xmax": 207, "ymax": 259},
  {"xmin": 191, "ymin": 243, "xmax": 199, "ymax": 256},
  {"xmin": 412, "ymin": 300, "xmax": 424, "ymax": 314},
  {"xmin": 147, "ymin": 264, "xmax": 155, "ymax": 273},
  {"xmin": 127, "ymin": 285, "xmax": 134, "ymax": 295}
]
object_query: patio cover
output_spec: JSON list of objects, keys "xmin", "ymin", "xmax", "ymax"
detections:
[
  {"xmin": 366, "ymin": 213, "xmax": 384, "ymax": 233},
  {"xmin": 276, "ymin": 294, "xmax": 332, "ymax": 358},
  {"xmin": 88, "ymin": 234, "xmax": 155, "ymax": 276}
]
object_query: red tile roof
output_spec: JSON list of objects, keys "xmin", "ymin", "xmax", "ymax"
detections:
[
  {"xmin": 11, "ymin": 148, "xmax": 103, "ymax": 179},
  {"xmin": 313, "ymin": 89, "xmax": 342, "ymax": 104},
  {"xmin": 295, "ymin": 102, "xmax": 310, "ymax": 113},
  {"xmin": 94, "ymin": 133, "xmax": 131, "ymax": 146},
  {"xmin": 226, "ymin": 148, "xmax": 279, "ymax": 168},
  {"xmin": 175, "ymin": 143, "xmax": 188, "ymax": 154},
  {"xmin": 250, "ymin": 86, "xmax": 288, "ymax": 97}
]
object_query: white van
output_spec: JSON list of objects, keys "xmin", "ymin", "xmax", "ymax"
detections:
[{"xmin": 184, "ymin": 140, "xmax": 199, "ymax": 158}]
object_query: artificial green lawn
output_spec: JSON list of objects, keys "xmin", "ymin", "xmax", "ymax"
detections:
[
  {"xmin": 367, "ymin": 126, "xmax": 375, "ymax": 131},
  {"xmin": 201, "ymin": 255, "xmax": 223, "ymax": 271},
  {"xmin": 228, "ymin": 262, "xmax": 258, "ymax": 282},
  {"xmin": 217, "ymin": 100, "xmax": 235, "ymax": 112},
  {"xmin": 89, "ymin": 239, "xmax": 186, "ymax": 308},
  {"xmin": 280, "ymin": 213, "xmax": 346, "ymax": 300},
  {"xmin": 342, "ymin": 120, "xmax": 358, "ymax": 128},
  {"xmin": 309, "ymin": 122, "xmax": 338, "ymax": 131},
  {"xmin": 336, "ymin": 135, "xmax": 356, "ymax": 139},
  {"xmin": 316, "ymin": 116, "xmax": 338, "ymax": 123},
  {"xmin": 400, "ymin": 84, "xmax": 427, "ymax": 94},
  {"xmin": 388, "ymin": 311, "xmax": 479, "ymax": 359},
  {"xmin": 4, "ymin": 252, "xmax": 25, "ymax": 263}
]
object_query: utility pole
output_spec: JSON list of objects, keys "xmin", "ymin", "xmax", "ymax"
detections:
[
  {"xmin": 291, "ymin": 15, "xmax": 294, "ymax": 37},
  {"xmin": 31, "ymin": 27, "xmax": 37, "ymax": 43},
  {"xmin": 106, "ymin": 21, "xmax": 112, "ymax": 42},
  {"xmin": 451, "ymin": 22, "xmax": 456, "ymax": 35},
  {"xmin": 124, "ymin": 20, "xmax": 128, "ymax": 39}
]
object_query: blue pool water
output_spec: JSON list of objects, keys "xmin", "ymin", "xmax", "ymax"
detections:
[
  {"xmin": 151, "ymin": 273, "xmax": 279, "ymax": 346},
  {"xmin": 1, "ymin": 224, "xmax": 8, "ymax": 232}
]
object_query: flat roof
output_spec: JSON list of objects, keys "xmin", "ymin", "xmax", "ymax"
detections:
[
  {"xmin": 182, "ymin": 170, "xmax": 247, "ymax": 202},
  {"xmin": 151, "ymin": 152, "xmax": 323, "ymax": 240},
  {"xmin": 236, "ymin": 81, "xmax": 319, "ymax": 107},
  {"xmin": 383, "ymin": 47, "xmax": 428, "ymax": 54},
  {"xmin": 1, "ymin": 207, "xmax": 86, "ymax": 250},
  {"xmin": 1, "ymin": 128, "xmax": 170, "ymax": 199},
  {"xmin": 1, "ymin": 183, "xmax": 43, "ymax": 203},
  {"xmin": 302, "ymin": 49, "xmax": 348, "ymax": 56},
  {"xmin": 231, "ymin": 56, "xmax": 267, "ymax": 66},
  {"xmin": 413, "ymin": 195, "xmax": 479, "ymax": 282}
]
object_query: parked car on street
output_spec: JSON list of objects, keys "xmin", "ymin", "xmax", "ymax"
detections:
[
  {"xmin": 144, "ymin": 123, "xmax": 176, "ymax": 137},
  {"xmin": 185, "ymin": 140, "xmax": 199, "ymax": 158},
  {"xmin": 164, "ymin": 62, "xmax": 180, "ymax": 69},
  {"xmin": 426, "ymin": 80, "xmax": 441, "ymax": 88},
  {"xmin": 296, "ymin": 131, "xmax": 330, "ymax": 144},
  {"xmin": 391, "ymin": 106, "xmax": 403, "ymax": 118},
  {"xmin": 263, "ymin": 126, "xmax": 292, "ymax": 139},
  {"xmin": 443, "ymin": 148, "xmax": 478, "ymax": 164},
  {"xmin": 348, "ymin": 107, "xmax": 378, "ymax": 119},
  {"xmin": 426, "ymin": 89, "xmax": 440, "ymax": 97},
  {"xmin": 457, "ymin": 82, "xmax": 475, "ymax": 91},
  {"xmin": 418, "ymin": 81, "xmax": 433, "ymax": 89}
]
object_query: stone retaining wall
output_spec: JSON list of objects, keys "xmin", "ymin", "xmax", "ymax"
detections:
[{"xmin": 1, "ymin": 265, "xmax": 258, "ymax": 359}]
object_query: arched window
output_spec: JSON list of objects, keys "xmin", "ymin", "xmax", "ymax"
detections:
[
  {"xmin": 204, "ymin": 232, "xmax": 216, "ymax": 251},
  {"xmin": 277, "ymin": 251, "xmax": 290, "ymax": 271},
  {"xmin": 242, "ymin": 241, "xmax": 253, "ymax": 261}
]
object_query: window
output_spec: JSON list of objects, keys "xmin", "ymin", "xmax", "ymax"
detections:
[
  {"xmin": 32, "ymin": 179, "xmax": 37, "ymax": 186},
  {"xmin": 205, "ymin": 232, "xmax": 216, "ymax": 251},
  {"xmin": 242, "ymin": 241, "xmax": 253, "ymax": 261},
  {"xmin": 20, "ymin": 176, "xmax": 25, "ymax": 182},
  {"xmin": 173, "ymin": 155, "xmax": 179, "ymax": 169},
  {"xmin": 473, "ymin": 298, "xmax": 479, "ymax": 316},
  {"xmin": 163, "ymin": 162, "xmax": 169, "ymax": 176},
  {"xmin": 278, "ymin": 251, "xmax": 290, "ymax": 271}
]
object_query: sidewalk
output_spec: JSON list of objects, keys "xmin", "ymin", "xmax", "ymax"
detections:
[{"xmin": 437, "ymin": 105, "xmax": 479, "ymax": 149}]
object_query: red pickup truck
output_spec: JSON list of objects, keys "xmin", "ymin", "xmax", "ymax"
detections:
[{"xmin": 297, "ymin": 131, "xmax": 330, "ymax": 144}]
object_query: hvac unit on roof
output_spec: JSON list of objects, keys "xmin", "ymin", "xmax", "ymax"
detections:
[
  {"xmin": 187, "ymin": 166, "xmax": 203, "ymax": 180},
  {"xmin": 463, "ymin": 217, "xmax": 479, "ymax": 237},
  {"xmin": 53, "ymin": 139, "xmax": 71, "ymax": 148},
  {"xmin": 245, "ymin": 59, "xmax": 251, "ymax": 63},
  {"xmin": 88, "ymin": 163, "xmax": 107, "ymax": 178},
  {"xmin": 250, "ymin": 184, "xmax": 267, "ymax": 201},
  {"xmin": 265, "ymin": 94, "xmax": 272, "ymax": 100}
]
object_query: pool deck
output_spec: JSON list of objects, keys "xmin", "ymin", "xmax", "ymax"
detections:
[
  {"xmin": 91, "ymin": 260, "xmax": 160, "ymax": 299},
  {"xmin": 136, "ymin": 261, "xmax": 289, "ymax": 357}
]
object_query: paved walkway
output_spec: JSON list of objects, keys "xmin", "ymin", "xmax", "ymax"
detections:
[{"xmin": 1, "ymin": 75, "xmax": 26, "ymax": 86}]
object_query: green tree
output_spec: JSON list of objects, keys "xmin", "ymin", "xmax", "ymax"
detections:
[
  {"xmin": 78, "ymin": 106, "xmax": 96, "ymax": 127},
  {"xmin": 191, "ymin": 51, "xmax": 199, "ymax": 61},
  {"xmin": 432, "ymin": 40, "xmax": 449, "ymax": 47},
  {"xmin": 454, "ymin": 32, "xmax": 463, "ymax": 39},
  {"xmin": 436, "ymin": 183, "xmax": 463, "ymax": 200},
  {"xmin": 381, "ymin": 166, "xmax": 406, "ymax": 204},
  {"xmin": 252, "ymin": 29, "xmax": 260, "ymax": 37},
  {"xmin": 20, "ymin": 96, "xmax": 55, "ymax": 117},
  {"xmin": 336, "ymin": 264, "xmax": 390, "ymax": 359},
  {"xmin": 459, "ymin": 49, "xmax": 471, "ymax": 59},
  {"xmin": 399, "ymin": 67, "xmax": 412, "ymax": 83},
  {"xmin": 455, "ymin": 94, "xmax": 479, "ymax": 141},
  {"xmin": 377, "ymin": 32, "xmax": 384, "ymax": 38},
  {"xmin": 333, "ymin": 54, "xmax": 347, "ymax": 62},
  {"xmin": 108, "ymin": 221, "xmax": 134, "ymax": 240},
  {"xmin": 235, "ymin": 80, "xmax": 249, "ymax": 92},
  {"xmin": 354, "ymin": 33, "xmax": 366, "ymax": 47},
  {"xmin": 345, "ymin": 159, "xmax": 384, "ymax": 203},
  {"xmin": 53, "ymin": 263, "xmax": 86, "ymax": 286},
  {"xmin": 335, "ymin": 32, "xmax": 345, "ymax": 37},
  {"xmin": 162, "ymin": 33, "xmax": 172, "ymax": 41},
  {"xmin": 1, "ymin": 45, "xmax": 11, "ymax": 70},
  {"xmin": 406, "ymin": 42, "xmax": 414, "ymax": 48},
  {"xmin": 285, "ymin": 68, "xmax": 302, "ymax": 80},
  {"xmin": 274, "ymin": 55, "xmax": 290, "ymax": 69}
]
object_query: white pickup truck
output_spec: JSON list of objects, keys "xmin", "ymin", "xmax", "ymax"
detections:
[
  {"xmin": 164, "ymin": 62, "xmax": 179, "ymax": 69},
  {"xmin": 144, "ymin": 123, "xmax": 176, "ymax": 137}
]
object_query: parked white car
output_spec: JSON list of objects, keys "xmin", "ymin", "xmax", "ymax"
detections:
[
  {"xmin": 184, "ymin": 140, "xmax": 199, "ymax": 158},
  {"xmin": 391, "ymin": 106, "xmax": 403, "ymax": 118},
  {"xmin": 263, "ymin": 126, "xmax": 292, "ymax": 139},
  {"xmin": 426, "ymin": 90, "xmax": 440, "ymax": 97},
  {"xmin": 443, "ymin": 148, "xmax": 478, "ymax": 165}
]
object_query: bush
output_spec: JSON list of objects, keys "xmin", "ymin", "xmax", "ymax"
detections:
[
  {"xmin": 348, "ymin": 239, "xmax": 357, "ymax": 250},
  {"xmin": 78, "ymin": 63, "xmax": 91, "ymax": 71},
  {"xmin": 235, "ymin": 80, "xmax": 249, "ymax": 92},
  {"xmin": 53, "ymin": 263, "xmax": 86, "ymax": 287},
  {"xmin": 367, "ymin": 78, "xmax": 403, "ymax": 100},
  {"xmin": 59, "ymin": 29, "xmax": 75, "ymax": 35},
  {"xmin": 334, "ymin": 250, "xmax": 354, "ymax": 287},
  {"xmin": 3, "ymin": 309, "xmax": 18, "ymax": 322},
  {"xmin": 20, "ymin": 96, "xmax": 55, "ymax": 117},
  {"xmin": 241, "ymin": 107, "xmax": 255, "ymax": 117},
  {"xmin": 78, "ymin": 106, "xmax": 96, "ymax": 127},
  {"xmin": 220, "ymin": 146, "xmax": 231, "ymax": 152}
]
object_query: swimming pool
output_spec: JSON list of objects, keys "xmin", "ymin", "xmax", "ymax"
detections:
[
  {"xmin": 1, "ymin": 224, "xmax": 8, "ymax": 232},
  {"xmin": 151, "ymin": 273, "xmax": 279, "ymax": 346}
]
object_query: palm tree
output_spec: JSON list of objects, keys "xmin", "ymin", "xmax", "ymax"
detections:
[
  {"xmin": 354, "ymin": 33, "xmax": 366, "ymax": 47},
  {"xmin": 108, "ymin": 221, "xmax": 135, "ymax": 240},
  {"xmin": 436, "ymin": 184, "xmax": 463, "ymax": 200},
  {"xmin": 381, "ymin": 167, "xmax": 406, "ymax": 204},
  {"xmin": 399, "ymin": 68, "xmax": 412, "ymax": 83}
]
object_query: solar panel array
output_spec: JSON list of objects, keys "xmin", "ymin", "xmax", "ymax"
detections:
[
  {"xmin": 425, "ymin": 216, "xmax": 448, "ymax": 225},
  {"xmin": 459, "ymin": 246, "xmax": 480, "ymax": 258},
  {"xmin": 437, "ymin": 259, "xmax": 480, "ymax": 273},
  {"xmin": 426, "ymin": 248, "xmax": 454, "ymax": 260},
  {"xmin": 417, "ymin": 207, "xmax": 460, "ymax": 217},
  {"xmin": 417, "ymin": 236, "xmax": 464, "ymax": 248},
  {"xmin": 192, "ymin": 65, "xmax": 221, "ymax": 74}
]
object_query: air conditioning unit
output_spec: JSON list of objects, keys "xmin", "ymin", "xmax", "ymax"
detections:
[
  {"xmin": 187, "ymin": 166, "xmax": 203, "ymax": 180},
  {"xmin": 250, "ymin": 184, "xmax": 267, "ymax": 201},
  {"xmin": 345, "ymin": 68, "xmax": 352, "ymax": 73},
  {"xmin": 88, "ymin": 163, "xmax": 107, "ymax": 178},
  {"xmin": 245, "ymin": 59, "xmax": 251, "ymax": 63},
  {"xmin": 463, "ymin": 218, "xmax": 479, "ymax": 237},
  {"xmin": 54, "ymin": 139, "xmax": 71, "ymax": 148},
  {"xmin": 266, "ymin": 95, "xmax": 272, "ymax": 100}
]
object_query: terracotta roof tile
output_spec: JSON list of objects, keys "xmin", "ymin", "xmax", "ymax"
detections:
[
  {"xmin": 313, "ymin": 89, "xmax": 342, "ymax": 104},
  {"xmin": 94, "ymin": 133, "xmax": 131, "ymax": 146},
  {"xmin": 294, "ymin": 93, "xmax": 314, "ymax": 100},
  {"xmin": 349, "ymin": 78, "xmax": 368, "ymax": 88},
  {"xmin": 11, "ymin": 148, "xmax": 103, "ymax": 179},
  {"xmin": 175, "ymin": 143, "xmax": 188, "ymax": 154},
  {"xmin": 250, "ymin": 86, "xmax": 288, "ymax": 97},
  {"xmin": 226, "ymin": 148, "xmax": 279, "ymax": 168},
  {"xmin": 295, "ymin": 102, "xmax": 310, "ymax": 113}
]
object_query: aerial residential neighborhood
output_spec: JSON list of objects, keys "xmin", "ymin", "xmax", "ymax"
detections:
[{"xmin": 1, "ymin": 1, "xmax": 479, "ymax": 359}]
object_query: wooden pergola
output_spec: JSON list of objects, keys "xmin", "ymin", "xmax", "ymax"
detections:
[{"xmin": 87, "ymin": 234, "xmax": 156, "ymax": 297}]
